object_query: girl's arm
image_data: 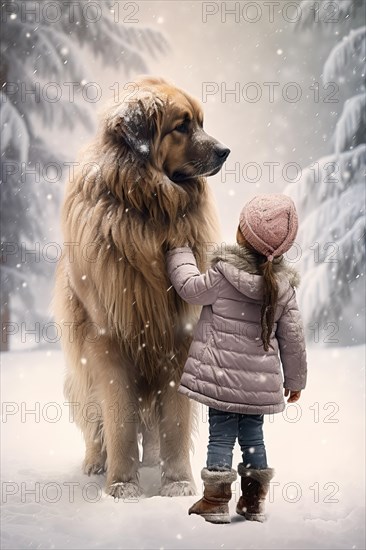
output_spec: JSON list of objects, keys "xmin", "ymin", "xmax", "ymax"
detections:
[
  {"xmin": 166, "ymin": 247, "xmax": 222, "ymax": 306},
  {"xmin": 276, "ymin": 289, "xmax": 308, "ymax": 391}
]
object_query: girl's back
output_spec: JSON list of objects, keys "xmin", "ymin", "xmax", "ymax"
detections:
[{"xmin": 167, "ymin": 242, "xmax": 307, "ymax": 415}]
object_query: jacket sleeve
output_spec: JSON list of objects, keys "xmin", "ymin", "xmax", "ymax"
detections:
[
  {"xmin": 276, "ymin": 289, "xmax": 307, "ymax": 391},
  {"xmin": 166, "ymin": 247, "xmax": 222, "ymax": 306}
]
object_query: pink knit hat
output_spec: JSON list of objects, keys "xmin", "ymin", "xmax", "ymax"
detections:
[{"xmin": 239, "ymin": 194, "xmax": 298, "ymax": 261}]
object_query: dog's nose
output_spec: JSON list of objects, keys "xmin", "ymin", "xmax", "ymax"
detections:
[{"xmin": 214, "ymin": 144, "xmax": 230, "ymax": 160}]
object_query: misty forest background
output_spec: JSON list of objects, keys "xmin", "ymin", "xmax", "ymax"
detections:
[{"xmin": 1, "ymin": 0, "xmax": 365, "ymax": 351}]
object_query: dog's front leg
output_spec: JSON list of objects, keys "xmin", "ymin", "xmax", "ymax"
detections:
[
  {"xmin": 159, "ymin": 388, "xmax": 196, "ymax": 496},
  {"xmin": 94, "ymin": 353, "xmax": 142, "ymax": 499}
]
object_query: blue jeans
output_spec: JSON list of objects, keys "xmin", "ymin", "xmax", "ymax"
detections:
[{"xmin": 206, "ymin": 407, "xmax": 268, "ymax": 470}]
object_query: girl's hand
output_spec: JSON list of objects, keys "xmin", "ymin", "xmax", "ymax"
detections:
[{"xmin": 284, "ymin": 389, "xmax": 301, "ymax": 403}]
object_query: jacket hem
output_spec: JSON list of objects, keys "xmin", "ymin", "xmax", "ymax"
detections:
[{"xmin": 178, "ymin": 384, "xmax": 285, "ymax": 415}]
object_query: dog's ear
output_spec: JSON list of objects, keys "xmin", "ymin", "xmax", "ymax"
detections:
[{"xmin": 107, "ymin": 90, "xmax": 164, "ymax": 159}]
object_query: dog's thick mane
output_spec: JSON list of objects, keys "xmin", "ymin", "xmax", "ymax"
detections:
[{"xmin": 62, "ymin": 130, "xmax": 218, "ymax": 381}]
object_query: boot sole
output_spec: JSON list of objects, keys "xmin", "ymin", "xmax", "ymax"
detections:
[
  {"xmin": 189, "ymin": 510, "xmax": 231, "ymax": 523},
  {"xmin": 203, "ymin": 514, "xmax": 231, "ymax": 524},
  {"xmin": 236, "ymin": 508, "xmax": 265, "ymax": 522}
]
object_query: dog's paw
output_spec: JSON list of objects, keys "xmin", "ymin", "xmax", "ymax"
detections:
[
  {"xmin": 106, "ymin": 481, "xmax": 142, "ymax": 500},
  {"xmin": 83, "ymin": 460, "xmax": 106, "ymax": 476},
  {"xmin": 160, "ymin": 480, "xmax": 196, "ymax": 497}
]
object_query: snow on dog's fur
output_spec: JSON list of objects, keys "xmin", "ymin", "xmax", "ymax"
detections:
[{"xmin": 53, "ymin": 77, "xmax": 229, "ymax": 498}]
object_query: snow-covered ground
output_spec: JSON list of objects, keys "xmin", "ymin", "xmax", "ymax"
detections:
[{"xmin": 1, "ymin": 345, "xmax": 365, "ymax": 550}]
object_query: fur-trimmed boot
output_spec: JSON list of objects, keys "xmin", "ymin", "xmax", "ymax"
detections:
[
  {"xmin": 236, "ymin": 463, "xmax": 274, "ymax": 522},
  {"xmin": 188, "ymin": 468, "xmax": 237, "ymax": 524}
]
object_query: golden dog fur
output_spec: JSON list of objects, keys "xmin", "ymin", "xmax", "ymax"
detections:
[{"xmin": 53, "ymin": 77, "xmax": 229, "ymax": 498}]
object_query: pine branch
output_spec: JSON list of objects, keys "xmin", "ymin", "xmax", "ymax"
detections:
[
  {"xmin": 285, "ymin": 145, "xmax": 366, "ymax": 221},
  {"xmin": 55, "ymin": 0, "xmax": 168, "ymax": 72},
  {"xmin": 296, "ymin": 0, "xmax": 362, "ymax": 30},
  {"xmin": 298, "ymin": 216, "xmax": 365, "ymax": 326},
  {"xmin": 323, "ymin": 26, "xmax": 366, "ymax": 83},
  {"xmin": 334, "ymin": 93, "xmax": 366, "ymax": 153},
  {"xmin": 297, "ymin": 182, "xmax": 365, "ymax": 266},
  {"xmin": 0, "ymin": 264, "xmax": 28, "ymax": 282},
  {"xmin": 28, "ymin": 136, "xmax": 67, "ymax": 166},
  {"xmin": 0, "ymin": 92, "xmax": 29, "ymax": 163}
]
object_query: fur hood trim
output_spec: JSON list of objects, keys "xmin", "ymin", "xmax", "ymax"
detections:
[{"xmin": 209, "ymin": 243, "xmax": 300, "ymax": 288}]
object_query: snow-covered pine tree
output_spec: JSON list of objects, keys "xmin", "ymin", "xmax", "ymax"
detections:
[
  {"xmin": 0, "ymin": 0, "xmax": 167, "ymax": 351},
  {"xmin": 286, "ymin": 1, "xmax": 365, "ymax": 345},
  {"xmin": 296, "ymin": 0, "xmax": 364, "ymax": 30}
]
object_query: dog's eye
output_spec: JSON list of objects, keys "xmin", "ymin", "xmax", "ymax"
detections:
[{"xmin": 174, "ymin": 122, "xmax": 188, "ymax": 134}]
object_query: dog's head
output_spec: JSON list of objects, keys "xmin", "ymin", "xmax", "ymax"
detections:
[{"xmin": 106, "ymin": 77, "xmax": 230, "ymax": 184}]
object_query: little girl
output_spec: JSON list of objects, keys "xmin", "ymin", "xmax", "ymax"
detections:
[{"xmin": 166, "ymin": 194, "xmax": 307, "ymax": 524}]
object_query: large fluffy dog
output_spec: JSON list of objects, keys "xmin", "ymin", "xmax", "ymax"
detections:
[{"xmin": 54, "ymin": 77, "xmax": 230, "ymax": 498}]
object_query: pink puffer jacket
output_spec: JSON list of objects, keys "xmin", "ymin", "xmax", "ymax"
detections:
[{"xmin": 166, "ymin": 245, "xmax": 307, "ymax": 415}]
